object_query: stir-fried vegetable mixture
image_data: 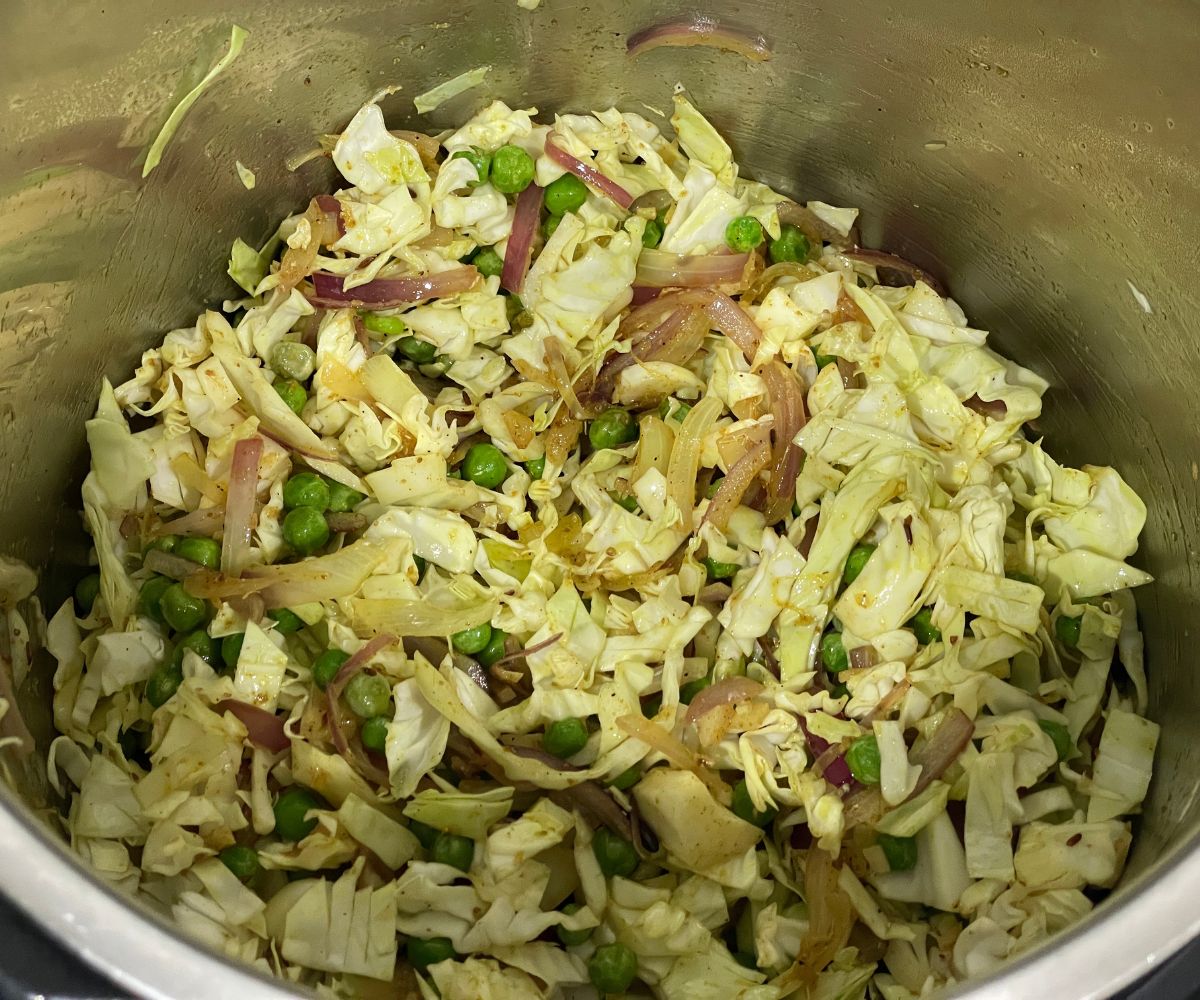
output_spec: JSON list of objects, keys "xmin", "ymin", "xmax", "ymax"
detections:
[{"xmin": 40, "ymin": 88, "xmax": 1159, "ymax": 998}]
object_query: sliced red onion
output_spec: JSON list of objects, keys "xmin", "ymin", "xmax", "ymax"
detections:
[
  {"xmin": 492, "ymin": 631, "xmax": 563, "ymax": 667},
  {"xmin": 760, "ymin": 361, "xmax": 807, "ymax": 524},
  {"xmin": 684, "ymin": 676, "xmax": 764, "ymax": 726},
  {"xmin": 627, "ymin": 14, "xmax": 771, "ymax": 62},
  {"xmin": 628, "ymin": 189, "xmax": 674, "ymax": 216},
  {"xmin": 215, "ymin": 699, "xmax": 289, "ymax": 753},
  {"xmin": 848, "ymin": 644, "xmax": 879, "ymax": 671},
  {"xmin": 314, "ymin": 194, "xmax": 346, "ymax": 239},
  {"xmin": 800, "ymin": 721, "xmax": 856, "ymax": 789},
  {"xmin": 545, "ymin": 135, "xmax": 634, "ymax": 210},
  {"xmin": 777, "ymin": 201, "xmax": 851, "ymax": 248},
  {"xmin": 630, "ymin": 286, "xmax": 662, "ymax": 306},
  {"xmin": 635, "ymin": 248, "xmax": 750, "ymax": 288},
  {"xmin": 158, "ymin": 507, "xmax": 225, "ymax": 538},
  {"xmin": 963, "ymin": 394, "xmax": 1008, "ymax": 420},
  {"xmin": 309, "ymin": 265, "xmax": 480, "ymax": 308},
  {"xmin": 842, "ymin": 248, "xmax": 944, "ymax": 295},
  {"xmin": 908, "ymin": 708, "xmax": 974, "ymax": 799},
  {"xmin": 143, "ymin": 548, "xmax": 208, "ymax": 581},
  {"xmin": 325, "ymin": 511, "xmax": 368, "ymax": 534},
  {"xmin": 501, "ymin": 183, "xmax": 543, "ymax": 294},
  {"xmin": 220, "ymin": 436, "xmax": 262, "ymax": 576},
  {"xmin": 704, "ymin": 432, "xmax": 771, "ymax": 531},
  {"xmin": 860, "ymin": 678, "xmax": 911, "ymax": 727},
  {"xmin": 279, "ymin": 196, "xmax": 343, "ymax": 290},
  {"xmin": 702, "ymin": 292, "xmax": 763, "ymax": 363}
]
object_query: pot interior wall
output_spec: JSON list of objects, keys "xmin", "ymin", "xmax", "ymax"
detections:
[{"xmin": 0, "ymin": 0, "xmax": 1196, "ymax": 985}]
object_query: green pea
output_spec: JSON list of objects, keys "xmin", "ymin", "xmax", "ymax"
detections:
[
  {"xmin": 146, "ymin": 534, "xmax": 179, "ymax": 554},
  {"xmin": 282, "ymin": 472, "xmax": 331, "ymax": 511},
  {"xmin": 450, "ymin": 146, "xmax": 491, "ymax": 187},
  {"xmin": 525, "ymin": 456, "xmax": 546, "ymax": 480},
  {"xmin": 431, "ymin": 831, "xmax": 474, "ymax": 872},
  {"xmin": 408, "ymin": 820, "xmax": 440, "ymax": 850},
  {"xmin": 490, "ymin": 144, "xmax": 535, "ymax": 194},
  {"xmin": 821, "ymin": 631, "xmax": 849, "ymax": 674},
  {"xmin": 588, "ymin": 407, "xmax": 638, "ymax": 450},
  {"xmin": 846, "ymin": 734, "xmax": 882, "ymax": 785},
  {"xmin": 544, "ymin": 173, "xmax": 588, "ymax": 215},
  {"xmin": 642, "ymin": 218, "xmax": 664, "ymax": 249},
  {"xmin": 592, "ymin": 826, "xmax": 638, "ymax": 878},
  {"xmin": 326, "ymin": 480, "xmax": 366, "ymax": 513},
  {"xmin": 273, "ymin": 786, "xmax": 322, "ymax": 841},
  {"xmin": 705, "ymin": 477, "xmax": 724, "ymax": 499},
  {"xmin": 542, "ymin": 213, "xmax": 562, "ymax": 240},
  {"xmin": 1056, "ymin": 614, "xmax": 1082, "ymax": 648},
  {"xmin": 475, "ymin": 628, "xmax": 507, "ymax": 668},
  {"xmin": 176, "ymin": 536, "xmax": 221, "ymax": 570},
  {"xmin": 137, "ymin": 575, "xmax": 173, "ymax": 623},
  {"xmin": 219, "ymin": 844, "xmax": 260, "ymax": 882},
  {"xmin": 175, "ymin": 629, "xmax": 217, "ymax": 667},
  {"xmin": 472, "ymin": 247, "xmax": 505, "ymax": 278},
  {"xmin": 814, "ymin": 353, "xmax": 837, "ymax": 369},
  {"xmin": 504, "ymin": 293, "xmax": 526, "ymax": 324},
  {"xmin": 160, "ymin": 582, "xmax": 209, "ymax": 633},
  {"xmin": 267, "ymin": 608, "xmax": 305, "ymax": 634},
  {"xmin": 588, "ymin": 942, "xmax": 639, "ymax": 995},
  {"xmin": 731, "ymin": 778, "xmax": 776, "ymax": 827},
  {"xmin": 270, "ymin": 341, "xmax": 316, "ymax": 382},
  {"xmin": 452, "ymin": 623, "xmax": 493, "ymax": 655},
  {"xmin": 146, "ymin": 661, "xmax": 183, "ymax": 708},
  {"xmin": 612, "ymin": 493, "xmax": 639, "ymax": 513},
  {"xmin": 725, "ymin": 215, "xmax": 765, "ymax": 253},
  {"xmin": 557, "ymin": 902, "xmax": 592, "ymax": 947},
  {"xmin": 406, "ymin": 936, "xmax": 457, "ymax": 970},
  {"xmin": 543, "ymin": 717, "xmax": 589, "ymax": 759},
  {"xmin": 877, "ymin": 833, "xmax": 918, "ymax": 872},
  {"xmin": 843, "ymin": 543, "xmax": 876, "ymax": 585},
  {"xmin": 282, "ymin": 506, "xmax": 330, "ymax": 555},
  {"xmin": 361, "ymin": 312, "xmax": 407, "ymax": 337},
  {"xmin": 274, "ymin": 379, "xmax": 308, "ymax": 416},
  {"xmin": 75, "ymin": 573, "xmax": 101, "ymax": 616},
  {"xmin": 396, "ymin": 336, "xmax": 438, "ymax": 364},
  {"xmin": 909, "ymin": 607, "xmax": 942, "ymax": 645},
  {"xmin": 360, "ymin": 715, "xmax": 390, "ymax": 753},
  {"xmin": 1039, "ymin": 719, "xmax": 1073, "ymax": 761},
  {"xmin": 462, "ymin": 442, "xmax": 508, "ymax": 490},
  {"xmin": 344, "ymin": 672, "xmax": 391, "ymax": 719},
  {"xmin": 311, "ymin": 648, "xmax": 349, "ymax": 690},
  {"xmin": 221, "ymin": 632, "xmax": 245, "ymax": 671},
  {"xmin": 610, "ymin": 767, "xmax": 641, "ymax": 791},
  {"xmin": 414, "ymin": 555, "xmax": 428, "ymax": 583},
  {"xmin": 667, "ymin": 401, "xmax": 691, "ymax": 423},
  {"xmin": 679, "ymin": 675, "xmax": 712, "ymax": 705},
  {"xmin": 703, "ymin": 557, "xmax": 739, "ymax": 581},
  {"xmin": 769, "ymin": 223, "xmax": 811, "ymax": 264}
]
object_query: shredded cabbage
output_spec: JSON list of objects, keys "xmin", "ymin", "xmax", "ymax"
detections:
[{"xmin": 46, "ymin": 85, "xmax": 1156, "ymax": 998}]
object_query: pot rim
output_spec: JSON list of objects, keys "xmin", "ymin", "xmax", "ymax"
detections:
[{"xmin": 0, "ymin": 782, "xmax": 1195, "ymax": 999}]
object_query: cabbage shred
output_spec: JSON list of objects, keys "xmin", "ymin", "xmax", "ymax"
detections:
[{"xmin": 44, "ymin": 89, "xmax": 1158, "ymax": 998}]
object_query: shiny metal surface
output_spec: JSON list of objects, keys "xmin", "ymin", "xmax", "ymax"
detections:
[{"xmin": 0, "ymin": 1, "xmax": 1196, "ymax": 996}]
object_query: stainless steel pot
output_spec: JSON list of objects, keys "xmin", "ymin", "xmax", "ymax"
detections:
[{"xmin": 0, "ymin": 1, "xmax": 1196, "ymax": 997}]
